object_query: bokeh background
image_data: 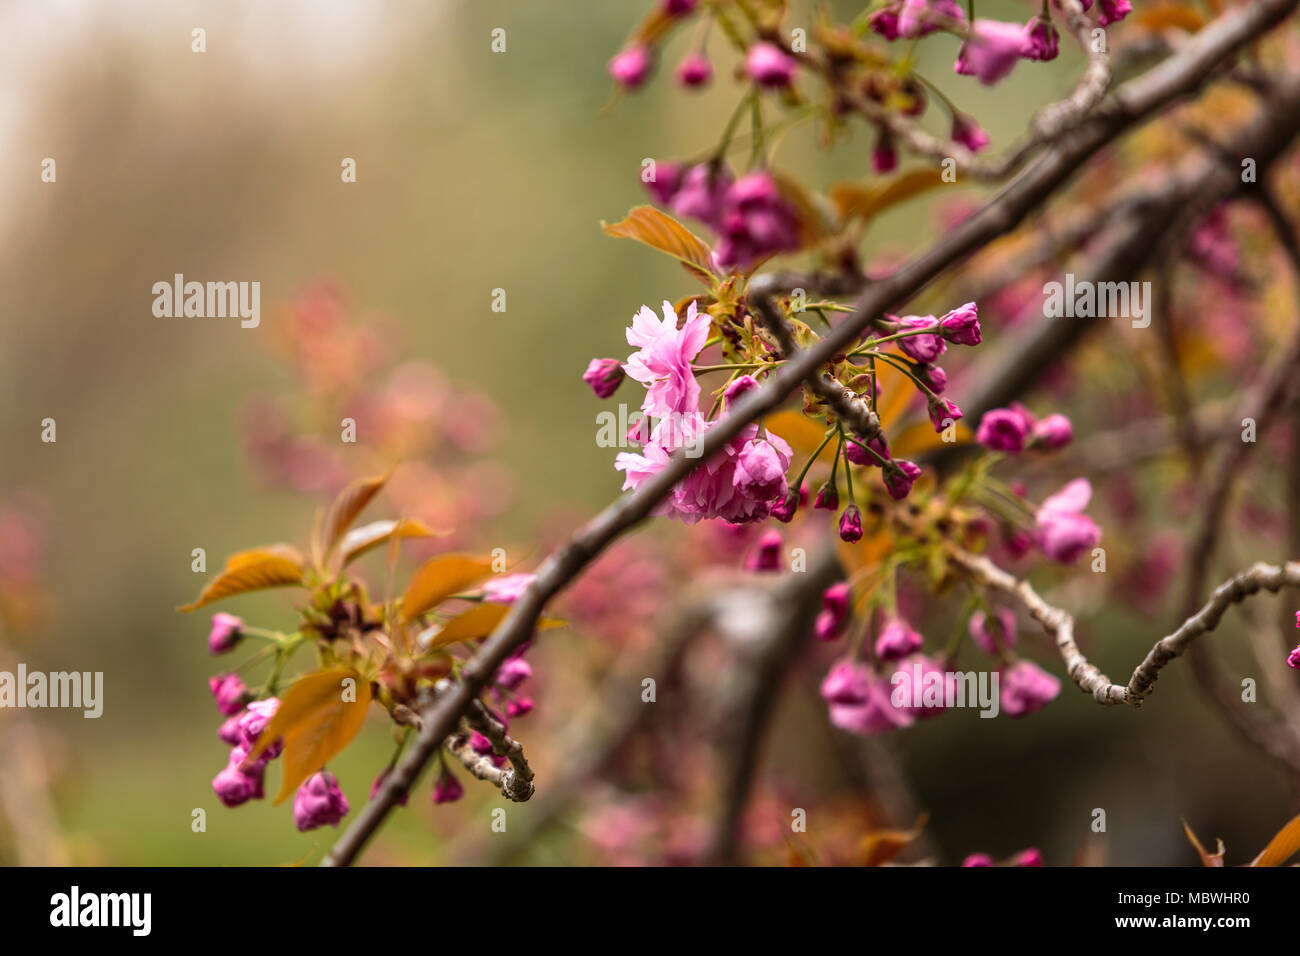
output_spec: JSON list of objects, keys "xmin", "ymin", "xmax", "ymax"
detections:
[{"xmin": 0, "ymin": 0, "xmax": 1295, "ymax": 865}]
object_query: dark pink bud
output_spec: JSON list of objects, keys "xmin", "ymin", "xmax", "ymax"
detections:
[
  {"xmin": 976, "ymin": 407, "xmax": 1032, "ymax": 453},
  {"xmin": 872, "ymin": 129, "xmax": 897, "ymax": 173},
  {"xmin": 745, "ymin": 529, "xmax": 784, "ymax": 572},
  {"xmin": 1015, "ymin": 847, "xmax": 1043, "ymax": 867},
  {"xmin": 583, "ymin": 358, "xmax": 625, "ymax": 399},
  {"xmin": 662, "ymin": 0, "xmax": 699, "ymax": 15},
  {"xmin": 771, "ymin": 490, "xmax": 799, "ymax": 523},
  {"xmin": 432, "ymin": 768, "xmax": 464, "ymax": 804},
  {"xmin": 470, "ymin": 731, "xmax": 494, "ymax": 756},
  {"xmin": 814, "ymin": 481, "xmax": 839, "ymax": 511},
  {"xmin": 928, "ymin": 397, "xmax": 962, "ymax": 433},
  {"xmin": 675, "ymin": 51, "xmax": 713, "ymax": 88},
  {"xmin": 838, "ymin": 504, "xmax": 864, "ymax": 543},
  {"xmin": 875, "ymin": 617, "xmax": 923, "ymax": 661},
  {"xmin": 895, "ymin": 315, "xmax": 946, "ymax": 363},
  {"xmin": 999, "ymin": 660, "xmax": 1061, "ymax": 717},
  {"xmin": 212, "ymin": 749, "xmax": 264, "ymax": 808},
  {"xmin": 815, "ymin": 582, "xmax": 852, "ymax": 641},
  {"xmin": 939, "ymin": 301, "xmax": 981, "ymax": 345},
  {"xmin": 846, "ymin": 434, "xmax": 889, "ymax": 467},
  {"xmin": 962, "ymin": 853, "xmax": 995, "ymax": 867},
  {"xmin": 1096, "ymin": 0, "xmax": 1132, "ymax": 27},
  {"xmin": 218, "ymin": 713, "xmax": 243, "ymax": 745},
  {"xmin": 643, "ymin": 160, "xmax": 683, "ymax": 205},
  {"xmin": 1288, "ymin": 644, "xmax": 1300, "ymax": 670},
  {"xmin": 237, "ymin": 697, "xmax": 283, "ymax": 759},
  {"xmin": 1024, "ymin": 16, "xmax": 1059, "ymax": 61},
  {"xmin": 746, "ymin": 42, "xmax": 797, "ymax": 88},
  {"xmin": 208, "ymin": 612, "xmax": 243, "ymax": 655},
  {"xmin": 506, "ymin": 696, "xmax": 535, "ymax": 718},
  {"xmin": 883, "ymin": 460, "xmax": 922, "ymax": 500},
  {"xmin": 951, "ymin": 114, "xmax": 991, "ymax": 152}
]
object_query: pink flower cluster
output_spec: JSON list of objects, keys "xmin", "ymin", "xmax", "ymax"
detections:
[
  {"xmin": 976, "ymin": 404, "xmax": 1073, "ymax": 454},
  {"xmin": 612, "ymin": 301, "xmax": 793, "ymax": 524}
]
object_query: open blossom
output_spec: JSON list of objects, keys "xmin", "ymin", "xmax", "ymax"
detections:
[
  {"xmin": 875, "ymin": 617, "xmax": 923, "ymax": 661},
  {"xmin": 955, "ymin": 19, "xmax": 1033, "ymax": 85},
  {"xmin": 815, "ymin": 582, "xmax": 851, "ymax": 641},
  {"xmin": 746, "ymin": 42, "xmax": 797, "ymax": 88},
  {"xmin": 969, "ymin": 608, "xmax": 1017, "ymax": 656},
  {"xmin": 293, "ymin": 771, "xmax": 350, "ymax": 831},
  {"xmin": 977, "ymin": 406, "xmax": 1033, "ymax": 453},
  {"xmin": 582, "ymin": 358, "xmax": 624, "ymax": 399},
  {"xmin": 208, "ymin": 612, "xmax": 243, "ymax": 655},
  {"xmin": 821, "ymin": 660, "xmax": 913, "ymax": 735},
  {"xmin": 734, "ymin": 437, "xmax": 789, "ymax": 502},
  {"xmin": 715, "ymin": 172, "xmax": 802, "ymax": 272},
  {"xmin": 208, "ymin": 673, "xmax": 248, "ymax": 716},
  {"xmin": 608, "ymin": 45, "xmax": 653, "ymax": 88},
  {"xmin": 1036, "ymin": 478, "xmax": 1102, "ymax": 563},
  {"xmin": 623, "ymin": 300, "xmax": 710, "ymax": 418},
  {"xmin": 999, "ymin": 660, "xmax": 1061, "ymax": 717}
]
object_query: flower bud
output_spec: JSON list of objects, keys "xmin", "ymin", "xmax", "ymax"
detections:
[
  {"xmin": 675, "ymin": 51, "xmax": 713, "ymax": 88},
  {"xmin": 746, "ymin": 42, "xmax": 797, "ymax": 88},
  {"xmin": 608, "ymin": 45, "xmax": 653, "ymax": 89},
  {"xmin": 292, "ymin": 771, "xmax": 350, "ymax": 831},
  {"xmin": 208, "ymin": 673, "xmax": 248, "ymax": 716},
  {"xmin": 582, "ymin": 358, "xmax": 625, "ymax": 399},
  {"xmin": 838, "ymin": 504, "xmax": 864, "ymax": 543},
  {"xmin": 208, "ymin": 612, "xmax": 243, "ymax": 655}
]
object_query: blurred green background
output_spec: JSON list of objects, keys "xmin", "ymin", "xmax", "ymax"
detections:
[{"xmin": 0, "ymin": 0, "xmax": 1294, "ymax": 865}]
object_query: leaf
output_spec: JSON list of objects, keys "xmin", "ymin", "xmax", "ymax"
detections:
[
  {"xmin": 317, "ymin": 472, "xmax": 389, "ymax": 560},
  {"xmin": 249, "ymin": 667, "xmax": 372, "ymax": 805},
  {"xmin": 400, "ymin": 554, "xmax": 496, "ymax": 622},
  {"xmin": 1181, "ymin": 819, "xmax": 1226, "ymax": 867},
  {"xmin": 829, "ymin": 168, "xmax": 947, "ymax": 225},
  {"xmin": 860, "ymin": 814, "xmax": 928, "ymax": 867},
  {"xmin": 1134, "ymin": 2, "xmax": 1204, "ymax": 33},
  {"xmin": 602, "ymin": 205, "xmax": 716, "ymax": 283},
  {"xmin": 420, "ymin": 605, "xmax": 566, "ymax": 652},
  {"xmin": 179, "ymin": 545, "xmax": 304, "ymax": 612},
  {"xmin": 422, "ymin": 603, "xmax": 511, "ymax": 650},
  {"xmin": 1249, "ymin": 813, "xmax": 1300, "ymax": 867},
  {"xmin": 337, "ymin": 517, "xmax": 444, "ymax": 567}
]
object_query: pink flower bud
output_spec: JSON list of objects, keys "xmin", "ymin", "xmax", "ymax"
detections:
[
  {"xmin": 292, "ymin": 771, "xmax": 350, "ymax": 831},
  {"xmin": 883, "ymin": 460, "xmax": 922, "ymax": 500},
  {"xmin": 917, "ymin": 364, "xmax": 947, "ymax": 393},
  {"xmin": 746, "ymin": 529, "xmax": 784, "ymax": 572},
  {"xmin": 212, "ymin": 746, "xmax": 265, "ymax": 807},
  {"xmin": 1024, "ymin": 16, "xmax": 1059, "ymax": 61},
  {"xmin": 814, "ymin": 481, "xmax": 839, "ymax": 511},
  {"xmin": 872, "ymin": 131, "xmax": 898, "ymax": 173},
  {"xmin": 506, "ymin": 696, "xmax": 535, "ymax": 718},
  {"xmin": 1036, "ymin": 479, "xmax": 1101, "ymax": 564},
  {"xmin": 662, "ymin": 0, "xmax": 699, "ymax": 14},
  {"xmin": 1287, "ymin": 644, "xmax": 1300, "ymax": 670},
  {"xmin": 496, "ymin": 656, "xmax": 533, "ymax": 691},
  {"xmin": 670, "ymin": 163, "xmax": 732, "ymax": 231},
  {"xmin": 675, "ymin": 51, "xmax": 713, "ymax": 88},
  {"xmin": 771, "ymin": 490, "xmax": 799, "ymax": 523},
  {"xmin": 583, "ymin": 358, "xmax": 625, "ymax": 399},
  {"xmin": 432, "ymin": 768, "xmax": 464, "ymax": 805},
  {"xmin": 1031, "ymin": 413, "xmax": 1073, "ymax": 450},
  {"xmin": 895, "ymin": 315, "xmax": 946, "ymax": 363},
  {"xmin": 746, "ymin": 42, "xmax": 797, "ymax": 88},
  {"xmin": 969, "ymin": 608, "xmax": 1018, "ymax": 656},
  {"xmin": 954, "ymin": 19, "xmax": 1033, "ymax": 86},
  {"xmin": 218, "ymin": 713, "xmax": 243, "ymax": 745},
  {"xmin": 482, "ymin": 572, "xmax": 536, "ymax": 606},
  {"xmin": 1014, "ymin": 847, "xmax": 1043, "ymax": 866},
  {"xmin": 643, "ymin": 159, "xmax": 683, "ymax": 205},
  {"xmin": 928, "ymin": 397, "xmax": 962, "ymax": 433},
  {"xmin": 208, "ymin": 673, "xmax": 248, "ymax": 716},
  {"xmin": 208, "ymin": 612, "xmax": 244, "ymax": 655},
  {"xmin": 815, "ymin": 582, "xmax": 851, "ymax": 641},
  {"xmin": 939, "ymin": 301, "xmax": 981, "ymax": 345},
  {"xmin": 999, "ymin": 660, "xmax": 1061, "ymax": 717},
  {"xmin": 846, "ymin": 434, "xmax": 889, "ymax": 466},
  {"xmin": 976, "ymin": 407, "xmax": 1032, "ymax": 453},
  {"xmin": 725, "ymin": 374, "xmax": 760, "ymax": 405},
  {"xmin": 1096, "ymin": 0, "xmax": 1132, "ymax": 27},
  {"xmin": 951, "ymin": 114, "xmax": 990, "ymax": 152},
  {"xmin": 838, "ymin": 504, "xmax": 864, "ymax": 543},
  {"xmin": 962, "ymin": 853, "xmax": 995, "ymax": 867},
  {"xmin": 875, "ymin": 617, "xmax": 923, "ymax": 661},
  {"xmin": 609, "ymin": 45, "xmax": 653, "ymax": 89}
]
